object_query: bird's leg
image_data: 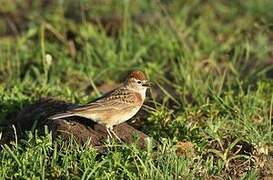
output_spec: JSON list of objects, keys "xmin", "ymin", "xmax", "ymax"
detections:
[
  {"xmin": 109, "ymin": 126, "xmax": 122, "ymax": 143},
  {"xmin": 106, "ymin": 127, "xmax": 113, "ymax": 139}
]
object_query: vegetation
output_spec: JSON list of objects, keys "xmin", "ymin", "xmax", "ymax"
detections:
[{"xmin": 0, "ymin": 0, "xmax": 273, "ymax": 179}]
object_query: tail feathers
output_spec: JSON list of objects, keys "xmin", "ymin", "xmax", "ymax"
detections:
[{"xmin": 48, "ymin": 112, "xmax": 75, "ymax": 120}]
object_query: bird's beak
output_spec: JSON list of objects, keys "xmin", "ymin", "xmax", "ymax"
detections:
[{"xmin": 143, "ymin": 81, "xmax": 152, "ymax": 88}]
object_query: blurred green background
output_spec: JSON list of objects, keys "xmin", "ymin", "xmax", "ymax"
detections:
[{"xmin": 0, "ymin": 0, "xmax": 273, "ymax": 179}]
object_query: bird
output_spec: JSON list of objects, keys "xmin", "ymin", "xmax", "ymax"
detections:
[{"xmin": 49, "ymin": 70, "xmax": 150, "ymax": 141}]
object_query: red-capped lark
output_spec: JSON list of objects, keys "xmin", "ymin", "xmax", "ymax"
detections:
[{"xmin": 49, "ymin": 70, "xmax": 150, "ymax": 141}]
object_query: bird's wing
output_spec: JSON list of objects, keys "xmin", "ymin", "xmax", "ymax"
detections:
[{"xmin": 70, "ymin": 87, "xmax": 139, "ymax": 113}]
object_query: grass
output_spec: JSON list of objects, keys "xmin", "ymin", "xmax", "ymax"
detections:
[{"xmin": 0, "ymin": 0, "xmax": 273, "ymax": 179}]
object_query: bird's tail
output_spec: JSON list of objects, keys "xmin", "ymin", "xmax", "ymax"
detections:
[{"xmin": 48, "ymin": 112, "xmax": 75, "ymax": 120}]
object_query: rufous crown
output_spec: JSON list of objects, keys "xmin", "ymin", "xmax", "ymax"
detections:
[{"xmin": 128, "ymin": 70, "xmax": 146, "ymax": 80}]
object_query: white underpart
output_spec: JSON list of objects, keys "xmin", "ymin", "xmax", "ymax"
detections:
[{"xmin": 139, "ymin": 87, "xmax": 147, "ymax": 99}]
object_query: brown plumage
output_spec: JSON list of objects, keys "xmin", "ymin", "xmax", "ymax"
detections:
[{"xmin": 49, "ymin": 70, "xmax": 150, "ymax": 141}]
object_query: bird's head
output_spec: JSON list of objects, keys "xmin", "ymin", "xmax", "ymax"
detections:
[{"xmin": 124, "ymin": 70, "xmax": 150, "ymax": 94}]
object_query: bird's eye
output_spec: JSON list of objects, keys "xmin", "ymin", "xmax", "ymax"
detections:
[{"xmin": 137, "ymin": 81, "xmax": 141, "ymax": 84}]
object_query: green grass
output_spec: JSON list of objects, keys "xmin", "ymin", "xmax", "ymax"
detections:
[{"xmin": 0, "ymin": 0, "xmax": 273, "ymax": 179}]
